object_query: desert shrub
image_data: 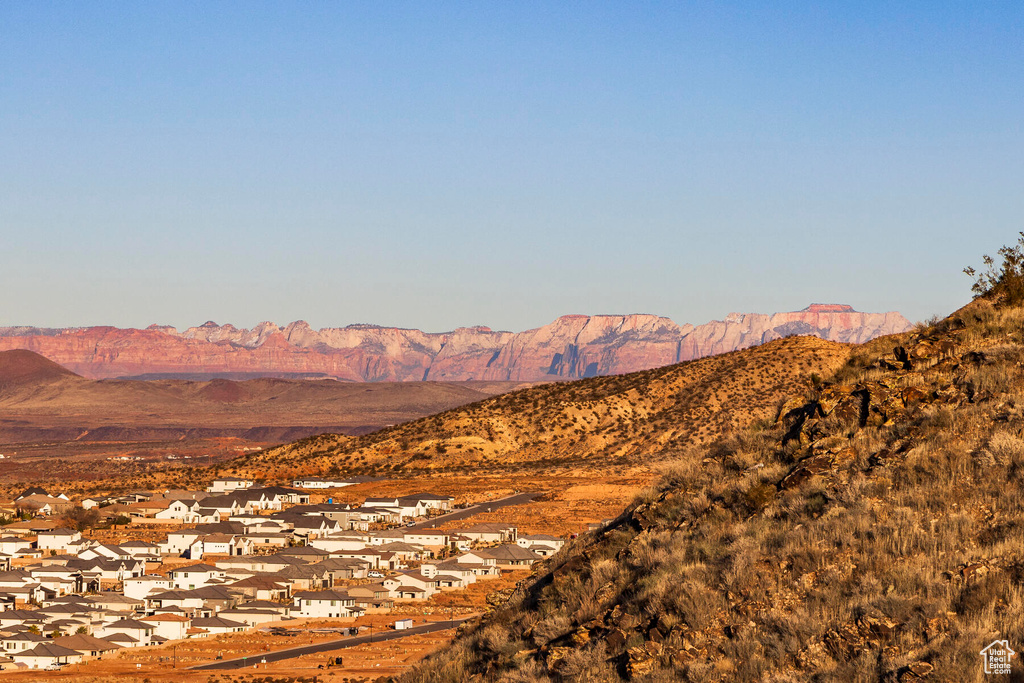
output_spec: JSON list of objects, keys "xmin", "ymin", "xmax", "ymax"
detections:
[
  {"xmin": 967, "ymin": 363, "xmax": 1017, "ymax": 395},
  {"xmin": 965, "ymin": 232, "xmax": 1024, "ymax": 304},
  {"xmin": 552, "ymin": 643, "xmax": 614, "ymax": 680},
  {"xmin": 494, "ymin": 659, "xmax": 550, "ymax": 682},
  {"xmin": 803, "ymin": 490, "xmax": 829, "ymax": 517},
  {"xmin": 955, "ymin": 572, "xmax": 1016, "ymax": 617},
  {"xmin": 530, "ymin": 613, "xmax": 572, "ymax": 646},
  {"xmin": 987, "ymin": 430, "xmax": 1024, "ymax": 469}
]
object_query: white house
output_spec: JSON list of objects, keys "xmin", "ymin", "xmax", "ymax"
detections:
[
  {"xmin": 123, "ymin": 575, "xmax": 172, "ymax": 600},
  {"xmin": 421, "ymin": 561, "xmax": 478, "ymax": 586},
  {"xmin": 160, "ymin": 530, "xmax": 203, "ymax": 557},
  {"xmin": 309, "ymin": 536, "xmax": 372, "ymax": 553},
  {"xmin": 402, "ymin": 529, "xmax": 449, "ymax": 550},
  {"xmin": 292, "ymin": 477, "xmax": 354, "ymax": 489},
  {"xmin": 26, "ymin": 565, "xmax": 78, "ymax": 596},
  {"xmin": 11, "ymin": 642, "xmax": 83, "ymax": 669},
  {"xmin": 119, "ymin": 540, "xmax": 162, "ymax": 560},
  {"xmin": 78, "ymin": 544, "xmax": 130, "ymax": 561},
  {"xmin": 516, "ymin": 534, "xmax": 566, "ymax": 555},
  {"xmin": 382, "ymin": 571, "xmax": 438, "ymax": 600},
  {"xmin": 199, "ymin": 495, "xmax": 248, "ymax": 516},
  {"xmin": 52, "ymin": 633, "xmax": 122, "ymax": 660},
  {"xmin": 207, "ymin": 477, "xmax": 254, "ymax": 493},
  {"xmin": 1, "ymin": 631, "xmax": 49, "ymax": 654},
  {"xmin": 451, "ymin": 522, "xmax": 518, "ymax": 543},
  {"xmin": 140, "ymin": 613, "xmax": 191, "ymax": 641},
  {"xmin": 361, "ymin": 497, "xmax": 429, "ymax": 520},
  {"xmin": 147, "ymin": 590, "xmax": 205, "ymax": 613},
  {"xmin": 405, "ymin": 493, "xmax": 455, "ymax": 512},
  {"xmin": 154, "ymin": 499, "xmax": 201, "ymax": 522},
  {"xmin": 198, "ymin": 534, "xmax": 238, "ymax": 556},
  {"xmin": 0, "ymin": 537, "xmax": 31, "ymax": 556},
  {"xmin": 36, "ymin": 529, "xmax": 82, "ymax": 554},
  {"xmin": 188, "ymin": 616, "xmax": 246, "ymax": 636},
  {"xmin": 217, "ymin": 607, "xmax": 282, "ymax": 628},
  {"xmin": 95, "ymin": 618, "xmax": 154, "ymax": 647},
  {"xmin": 292, "ymin": 590, "xmax": 355, "ymax": 619},
  {"xmin": 168, "ymin": 563, "xmax": 226, "ymax": 590}
]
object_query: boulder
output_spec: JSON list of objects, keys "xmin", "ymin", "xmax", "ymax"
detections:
[
  {"xmin": 626, "ymin": 646, "xmax": 658, "ymax": 678},
  {"xmin": 605, "ymin": 628, "xmax": 627, "ymax": 652},
  {"xmin": 900, "ymin": 386, "xmax": 929, "ymax": 407},
  {"xmin": 906, "ymin": 661, "xmax": 934, "ymax": 677},
  {"xmin": 571, "ymin": 626, "xmax": 591, "ymax": 646}
]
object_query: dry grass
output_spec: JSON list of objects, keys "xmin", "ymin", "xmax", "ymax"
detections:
[
  {"xmin": 227, "ymin": 336, "xmax": 851, "ymax": 483},
  {"xmin": 400, "ymin": 299, "xmax": 1024, "ymax": 682}
]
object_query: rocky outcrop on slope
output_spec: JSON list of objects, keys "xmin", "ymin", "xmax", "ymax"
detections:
[
  {"xmin": 402, "ymin": 300, "xmax": 1022, "ymax": 682},
  {"xmin": 0, "ymin": 305, "xmax": 912, "ymax": 381}
]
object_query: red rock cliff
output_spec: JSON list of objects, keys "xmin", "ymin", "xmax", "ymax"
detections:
[{"xmin": 0, "ymin": 305, "xmax": 912, "ymax": 381}]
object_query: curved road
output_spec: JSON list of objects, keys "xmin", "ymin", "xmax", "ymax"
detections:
[
  {"xmin": 190, "ymin": 617, "xmax": 474, "ymax": 670},
  {"xmin": 408, "ymin": 491, "xmax": 538, "ymax": 530},
  {"xmin": 191, "ymin": 492, "xmax": 536, "ymax": 671}
]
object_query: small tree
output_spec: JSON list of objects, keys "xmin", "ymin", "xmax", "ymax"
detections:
[
  {"xmin": 964, "ymin": 232, "xmax": 1024, "ymax": 304},
  {"xmin": 61, "ymin": 506, "xmax": 100, "ymax": 532}
]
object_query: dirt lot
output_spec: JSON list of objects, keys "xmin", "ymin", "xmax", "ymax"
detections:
[{"xmin": 299, "ymin": 472, "xmax": 650, "ymax": 537}]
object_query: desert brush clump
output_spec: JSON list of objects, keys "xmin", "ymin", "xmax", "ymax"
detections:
[
  {"xmin": 964, "ymin": 231, "xmax": 1024, "ymax": 306},
  {"xmin": 401, "ymin": 292, "xmax": 1024, "ymax": 680}
]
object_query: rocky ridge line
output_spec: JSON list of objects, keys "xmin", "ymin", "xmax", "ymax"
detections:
[{"xmin": 0, "ymin": 304, "xmax": 911, "ymax": 382}]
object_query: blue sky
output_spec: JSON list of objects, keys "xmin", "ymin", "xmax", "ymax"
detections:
[{"xmin": 2, "ymin": 2, "xmax": 1022, "ymax": 331}]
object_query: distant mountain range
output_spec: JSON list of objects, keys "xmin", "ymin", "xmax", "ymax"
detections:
[{"xmin": 0, "ymin": 304, "xmax": 912, "ymax": 382}]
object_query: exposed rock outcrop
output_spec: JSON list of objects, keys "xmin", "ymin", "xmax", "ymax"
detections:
[{"xmin": 0, "ymin": 305, "xmax": 912, "ymax": 381}]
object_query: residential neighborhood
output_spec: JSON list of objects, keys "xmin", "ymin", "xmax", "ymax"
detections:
[{"xmin": 0, "ymin": 481, "xmax": 564, "ymax": 671}]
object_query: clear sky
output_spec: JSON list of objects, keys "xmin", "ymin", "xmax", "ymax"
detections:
[{"xmin": 2, "ymin": 2, "xmax": 1022, "ymax": 332}]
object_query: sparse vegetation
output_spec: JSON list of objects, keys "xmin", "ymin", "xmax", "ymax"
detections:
[
  {"xmin": 401, "ymin": 284, "xmax": 1024, "ymax": 681},
  {"xmin": 230, "ymin": 337, "xmax": 849, "ymax": 483},
  {"xmin": 965, "ymin": 231, "xmax": 1024, "ymax": 305}
]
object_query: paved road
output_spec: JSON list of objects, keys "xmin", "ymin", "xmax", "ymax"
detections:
[
  {"xmin": 408, "ymin": 491, "xmax": 539, "ymax": 530},
  {"xmin": 191, "ymin": 493, "xmax": 534, "ymax": 671},
  {"xmin": 189, "ymin": 617, "xmax": 474, "ymax": 670}
]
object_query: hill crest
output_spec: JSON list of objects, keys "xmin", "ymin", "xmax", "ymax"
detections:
[
  {"xmin": 230, "ymin": 334, "xmax": 855, "ymax": 479},
  {"xmin": 0, "ymin": 349, "xmax": 80, "ymax": 388}
]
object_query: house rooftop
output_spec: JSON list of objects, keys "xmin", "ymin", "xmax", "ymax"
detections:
[
  {"xmin": 53, "ymin": 633, "xmax": 121, "ymax": 652},
  {"xmin": 19, "ymin": 642, "xmax": 82, "ymax": 658}
]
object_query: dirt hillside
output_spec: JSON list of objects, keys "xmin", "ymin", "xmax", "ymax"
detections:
[
  {"xmin": 230, "ymin": 335, "xmax": 854, "ymax": 480},
  {"xmin": 403, "ymin": 296, "xmax": 1024, "ymax": 682}
]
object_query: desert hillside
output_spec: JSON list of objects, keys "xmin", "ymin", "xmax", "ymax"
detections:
[
  {"xmin": 0, "ymin": 349, "xmax": 527, "ymax": 444},
  {"xmin": 0, "ymin": 304, "xmax": 910, "ymax": 382},
  {"xmin": 229, "ymin": 334, "xmax": 854, "ymax": 480},
  {"xmin": 403, "ymin": 294, "xmax": 1024, "ymax": 682}
]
